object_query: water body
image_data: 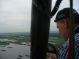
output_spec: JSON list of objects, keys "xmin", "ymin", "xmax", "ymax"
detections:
[{"xmin": 0, "ymin": 44, "xmax": 30, "ymax": 59}]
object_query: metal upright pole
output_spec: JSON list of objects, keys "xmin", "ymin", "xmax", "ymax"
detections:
[
  {"xmin": 68, "ymin": 0, "xmax": 75, "ymax": 59},
  {"xmin": 31, "ymin": 0, "xmax": 52, "ymax": 59},
  {"xmin": 70, "ymin": 0, "xmax": 75, "ymax": 59}
]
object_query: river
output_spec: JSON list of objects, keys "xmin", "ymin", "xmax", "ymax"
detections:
[{"xmin": 0, "ymin": 43, "xmax": 30, "ymax": 59}]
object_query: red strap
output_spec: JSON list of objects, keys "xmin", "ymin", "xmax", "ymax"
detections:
[{"xmin": 68, "ymin": 32, "xmax": 72, "ymax": 59}]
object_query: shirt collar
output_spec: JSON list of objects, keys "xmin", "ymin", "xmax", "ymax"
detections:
[{"xmin": 62, "ymin": 40, "xmax": 69, "ymax": 48}]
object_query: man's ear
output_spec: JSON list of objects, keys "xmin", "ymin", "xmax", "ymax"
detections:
[
  {"xmin": 65, "ymin": 18, "xmax": 71, "ymax": 30},
  {"xmin": 64, "ymin": 20, "xmax": 68, "ymax": 28}
]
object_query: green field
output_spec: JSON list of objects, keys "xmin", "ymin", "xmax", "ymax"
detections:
[
  {"xmin": 0, "ymin": 36, "xmax": 31, "ymax": 45},
  {"xmin": 0, "ymin": 36, "xmax": 65, "ymax": 47},
  {"xmin": 48, "ymin": 37, "xmax": 65, "ymax": 47}
]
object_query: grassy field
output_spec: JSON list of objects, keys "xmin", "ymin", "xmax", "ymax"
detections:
[
  {"xmin": 0, "ymin": 35, "xmax": 65, "ymax": 48},
  {"xmin": 0, "ymin": 36, "xmax": 31, "ymax": 45},
  {"xmin": 48, "ymin": 37, "xmax": 65, "ymax": 47},
  {"xmin": 0, "ymin": 41, "xmax": 10, "ymax": 45}
]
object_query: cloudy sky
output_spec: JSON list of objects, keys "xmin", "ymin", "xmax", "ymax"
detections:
[{"xmin": 0, "ymin": 0, "xmax": 79, "ymax": 33}]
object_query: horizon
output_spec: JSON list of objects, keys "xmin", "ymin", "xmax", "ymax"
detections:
[{"xmin": 0, "ymin": 31, "xmax": 58, "ymax": 33}]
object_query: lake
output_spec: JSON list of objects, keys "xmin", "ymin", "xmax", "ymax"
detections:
[{"xmin": 0, "ymin": 43, "xmax": 30, "ymax": 59}]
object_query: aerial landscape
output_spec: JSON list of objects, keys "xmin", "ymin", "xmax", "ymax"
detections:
[
  {"xmin": 0, "ymin": 32, "xmax": 30, "ymax": 59},
  {"xmin": 0, "ymin": 32, "xmax": 64, "ymax": 59}
]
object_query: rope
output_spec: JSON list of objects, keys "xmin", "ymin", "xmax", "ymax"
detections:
[{"xmin": 50, "ymin": 0, "xmax": 63, "ymax": 18}]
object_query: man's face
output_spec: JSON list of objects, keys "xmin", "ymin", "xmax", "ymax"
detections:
[
  {"xmin": 46, "ymin": 53, "xmax": 56, "ymax": 59},
  {"xmin": 56, "ymin": 19, "xmax": 68, "ymax": 39}
]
